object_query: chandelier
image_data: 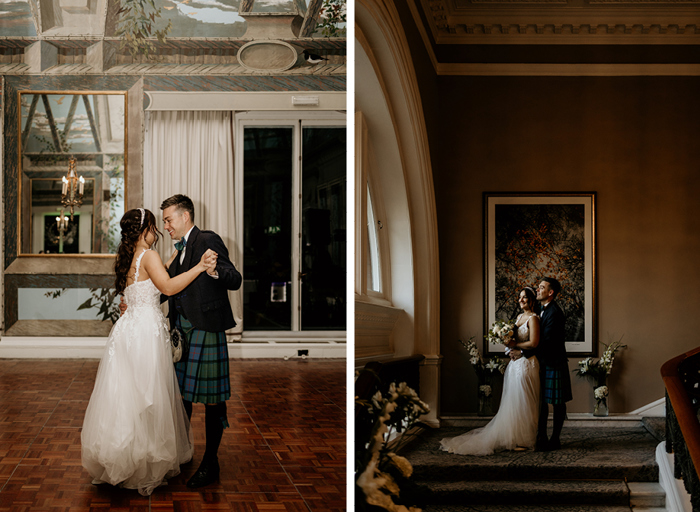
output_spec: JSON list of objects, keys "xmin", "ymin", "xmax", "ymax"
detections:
[
  {"xmin": 56, "ymin": 210, "xmax": 69, "ymax": 231},
  {"xmin": 61, "ymin": 156, "xmax": 84, "ymax": 220}
]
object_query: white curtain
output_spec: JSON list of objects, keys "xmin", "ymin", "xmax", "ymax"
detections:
[{"xmin": 144, "ymin": 110, "xmax": 242, "ymax": 335}]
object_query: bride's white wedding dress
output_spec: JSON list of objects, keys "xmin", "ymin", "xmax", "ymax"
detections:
[
  {"xmin": 440, "ymin": 317, "xmax": 540, "ymax": 455},
  {"xmin": 81, "ymin": 249, "xmax": 193, "ymax": 496}
]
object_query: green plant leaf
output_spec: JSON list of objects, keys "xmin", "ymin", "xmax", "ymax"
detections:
[{"xmin": 77, "ymin": 298, "xmax": 94, "ymax": 310}]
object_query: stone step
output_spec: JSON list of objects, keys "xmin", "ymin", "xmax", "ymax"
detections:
[
  {"xmin": 422, "ymin": 505, "xmax": 633, "ymax": 512},
  {"xmin": 412, "ymin": 457, "xmax": 657, "ymax": 483},
  {"xmin": 629, "ymin": 482, "xmax": 666, "ymax": 508},
  {"xmin": 422, "ymin": 479, "xmax": 630, "ymax": 506},
  {"xmin": 405, "ymin": 426, "xmax": 660, "ymax": 483}
]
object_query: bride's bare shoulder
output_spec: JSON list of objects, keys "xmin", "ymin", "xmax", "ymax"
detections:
[{"xmin": 141, "ymin": 248, "xmax": 163, "ymax": 264}]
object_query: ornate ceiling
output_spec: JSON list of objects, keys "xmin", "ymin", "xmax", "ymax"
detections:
[
  {"xmin": 406, "ymin": 0, "xmax": 700, "ymax": 73},
  {"xmin": 0, "ymin": 0, "xmax": 346, "ymax": 75}
]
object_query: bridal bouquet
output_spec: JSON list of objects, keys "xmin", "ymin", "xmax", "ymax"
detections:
[{"xmin": 485, "ymin": 319, "xmax": 516, "ymax": 346}]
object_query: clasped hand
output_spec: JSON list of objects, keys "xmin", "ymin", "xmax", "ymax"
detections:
[{"xmin": 200, "ymin": 249, "xmax": 218, "ymax": 274}]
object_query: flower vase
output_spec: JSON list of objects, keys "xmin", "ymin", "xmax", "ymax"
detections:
[
  {"xmin": 477, "ymin": 377, "xmax": 493, "ymax": 416},
  {"xmin": 593, "ymin": 380, "xmax": 609, "ymax": 417},
  {"xmin": 478, "ymin": 394, "xmax": 492, "ymax": 416},
  {"xmin": 594, "ymin": 398, "xmax": 608, "ymax": 417}
]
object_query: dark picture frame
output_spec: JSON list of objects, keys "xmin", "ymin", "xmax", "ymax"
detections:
[{"xmin": 484, "ymin": 192, "xmax": 597, "ymax": 356}]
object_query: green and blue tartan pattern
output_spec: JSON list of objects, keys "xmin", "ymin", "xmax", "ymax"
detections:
[
  {"xmin": 174, "ymin": 315, "xmax": 231, "ymax": 404},
  {"xmin": 541, "ymin": 360, "xmax": 573, "ymax": 405}
]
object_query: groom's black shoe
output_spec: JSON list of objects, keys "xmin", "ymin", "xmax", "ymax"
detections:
[
  {"xmin": 534, "ymin": 438, "xmax": 549, "ymax": 452},
  {"xmin": 186, "ymin": 458, "xmax": 220, "ymax": 488},
  {"xmin": 547, "ymin": 438, "xmax": 562, "ymax": 451}
]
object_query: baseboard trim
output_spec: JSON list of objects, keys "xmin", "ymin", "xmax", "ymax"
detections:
[
  {"xmin": 0, "ymin": 337, "xmax": 347, "ymax": 359},
  {"xmin": 630, "ymin": 398, "xmax": 666, "ymax": 417},
  {"xmin": 441, "ymin": 413, "xmax": 645, "ymax": 428},
  {"xmin": 657, "ymin": 441, "xmax": 693, "ymax": 512},
  {"xmin": 440, "ymin": 398, "xmax": 666, "ymax": 427}
]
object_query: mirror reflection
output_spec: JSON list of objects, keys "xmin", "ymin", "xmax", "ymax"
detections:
[{"xmin": 19, "ymin": 92, "xmax": 127, "ymax": 255}]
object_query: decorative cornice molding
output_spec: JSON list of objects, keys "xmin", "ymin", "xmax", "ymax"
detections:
[
  {"xmin": 437, "ymin": 22, "xmax": 700, "ymax": 39},
  {"xmin": 144, "ymin": 91, "xmax": 345, "ymax": 111},
  {"xmin": 428, "ymin": 0, "xmax": 451, "ymax": 33},
  {"xmin": 415, "ymin": 0, "xmax": 700, "ymax": 44},
  {"xmin": 590, "ymin": 0, "xmax": 700, "ymax": 3},
  {"xmin": 435, "ymin": 62, "xmax": 700, "ymax": 75},
  {"xmin": 470, "ymin": 0, "xmax": 567, "ymax": 3},
  {"xmin": 0, "ymin": 37, "xmax": 346, "ymax": 76}
]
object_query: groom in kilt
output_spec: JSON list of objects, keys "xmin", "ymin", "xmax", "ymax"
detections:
[
  {"xmin": 161, "ymin": 194, "xmax": 242, "ymax": 488},
  {"xmin": 523, "ymin": 277, "xmax": 572, "ymax": 451}
]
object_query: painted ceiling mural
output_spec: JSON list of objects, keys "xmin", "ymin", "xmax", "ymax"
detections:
[
  {"xmin": 0, "ymin": 0, "xmax": 317, "ymax": 37},
  {"xmin": 140, "ymin": 0, "xmax": 248, "ymax": 38},
  {"xmin": 0, "ymin": 0, "xmax": 37, "ymax": 36}
]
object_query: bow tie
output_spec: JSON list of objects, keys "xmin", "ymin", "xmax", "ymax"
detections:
[{"xmin": 175, "ymin": 237, "xmax": 186, "ymax": 251}]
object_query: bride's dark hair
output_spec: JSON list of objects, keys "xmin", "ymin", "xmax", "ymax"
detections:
[
  {"xmin": 114, "ymin": 209, "xmax": 161, "ymax": 295},
  {"xmin": 522, "ymin": 287, "xmax": 540, "ymax": 315}
]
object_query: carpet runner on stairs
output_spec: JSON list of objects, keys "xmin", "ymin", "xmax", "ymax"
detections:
[{"xmin": 400, "ymin": 423, "xmax": 663, "ymax": 511}]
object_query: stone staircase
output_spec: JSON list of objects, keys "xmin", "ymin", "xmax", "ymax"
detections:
[{"xmin": 400, "ymin": 421, "xmax": 666, "ymax": 512}]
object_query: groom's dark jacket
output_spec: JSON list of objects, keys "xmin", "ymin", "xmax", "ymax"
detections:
[
  {"xmin": 524, "ymin": 300, "xmax": 567, "ymax": 364},
  {"xmin": 165, "ymin": 226, "xmax": 242, "ymax": 333}
]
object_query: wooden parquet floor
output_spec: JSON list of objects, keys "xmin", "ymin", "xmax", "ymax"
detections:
[{"xmin": 0, "ymin": 358, "xmax": 347, "ymax": 512}]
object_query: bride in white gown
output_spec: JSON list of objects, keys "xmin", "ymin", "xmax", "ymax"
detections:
[
  {"xmin": 81, "ymin": 208, "xmax": 217, "ymax": 496},
  {"xmin": 440, "ymin": 287, "xmax": 541, "ymax": 455}
]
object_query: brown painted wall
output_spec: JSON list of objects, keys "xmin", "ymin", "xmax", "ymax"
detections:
[{"xmin": 433, "ymin": 75, "xmax": 700, "ymax": 414}]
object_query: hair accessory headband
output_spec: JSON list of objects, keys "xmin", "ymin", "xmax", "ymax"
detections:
[{"xmin": 138, "ymin": 208, "xmax": 145, "ymax": 227}]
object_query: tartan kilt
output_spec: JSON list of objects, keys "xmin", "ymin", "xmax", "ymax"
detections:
[
  {"xmin": 174, "ymin": 314, "xmax": 231, "ymax": 404},
  {"xmin": 540, "ymin": 360, "xmax": 573, "ymax": 405}
]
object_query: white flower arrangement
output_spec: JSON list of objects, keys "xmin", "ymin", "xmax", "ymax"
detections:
[
  {"xmin": 574, "ymin": 337, "xmax": 625, "ymax": 415},
  {"xmin": 458, "ymin": 337, "xmax": 507, "ymax": 376},
  {"xmin": 594, "ymin": 386, "xmax": 609, "ymax": 400},
  {"xmin": 485, "ymin": 360, "xmax": 501, "ymax": 371},
  {"xmin": 356, "ymin": 381, "xmax": 430, "ymax": 512},
  {"xmin": 479, "ymin": 384, "xmax": 492, "ymax": 397},
  {"xmin": 574, "ymin": 337, "xmax": 627, "ymax": 385},
  {"xmin": 485, "ymin": 319, "xmax": 516, "ymax": 346}
]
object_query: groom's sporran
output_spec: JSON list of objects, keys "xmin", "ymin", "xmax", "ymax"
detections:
[{"xmin": 170, "ymin": 325, "xmax": 189, "ymax": 363}]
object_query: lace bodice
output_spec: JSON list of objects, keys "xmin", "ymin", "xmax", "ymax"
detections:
[
  {"xmin": 515, "ymin": 314, "xmax": 534, "ymax": 343},
  {"xmin": 124, "ymin": 250, "xmax": 160, "ymax": 308}
]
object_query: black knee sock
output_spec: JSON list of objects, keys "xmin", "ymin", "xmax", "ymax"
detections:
[
  {"xmin": 183, "ymin": 400, "xmax": 193, "ymax": 421},
  {"xmin": 538, "ymin": 400, "xmax": 549, "ymax": 440},
  {"xmin": 551, "ymin": 404, "xmax": 566, "ymax": 442},
  {"xmin": 203, "ymin": 402, "xmax": 227, "ymax": 464}
]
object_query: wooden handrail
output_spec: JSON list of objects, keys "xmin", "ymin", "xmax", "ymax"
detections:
[
  {"xmin": 661, "ymin": 345, "xmax": 700, "ymax": 476},
  {"xmin": 355, "ymin": 354, "xmax": 426, "ymax": 400}
]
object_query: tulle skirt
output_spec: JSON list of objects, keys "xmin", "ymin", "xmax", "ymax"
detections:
[
  {"xmin": 81, "ymin": 306, "xmax": 193, "ymax": 496},
  {"xmin": 440, "ymin": 355, "xmax": 540, "ymax": 455}
]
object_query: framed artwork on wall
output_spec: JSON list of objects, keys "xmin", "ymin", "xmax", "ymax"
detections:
[{"xmin": 484, "ymin": 192, "xmax": 597, "ymax": 356}]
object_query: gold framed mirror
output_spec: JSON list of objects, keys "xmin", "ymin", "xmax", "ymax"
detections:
[{"xmin": 18, "ymin": 91, "xmax": 127, "ymax": 255}]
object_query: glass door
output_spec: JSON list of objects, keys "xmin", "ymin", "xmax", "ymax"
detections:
[
  {"xmin": 239, "ymin": 115, "xmax": 346, "ymax": 334},
  {"xmin": 242, "ymin": 126, "xmax": 294, "ymax": 330},
  {"xmin": 300, "ymin": 125, "xmax": 346, "ymax": 330}
]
